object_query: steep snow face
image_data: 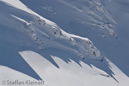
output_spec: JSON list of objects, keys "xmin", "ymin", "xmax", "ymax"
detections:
[
  {"xmin": 0, "ymin": 0, "xmax": 129, "ymax": 86},
  {"xmin": 20, "ymin": 0, "xmax": 129, "ymax": 76},
  {"xmin": 20, "ymin": 0, "xmax": 117, "ymax": 38},
  {"xmin": 18, "ymin": 51, "xmax": 129, "ymax": 86},
  {"xmin": 99, "ymin": 0, "xmax": 129, "ymax": 76},
  {"xmin": 0, "ymin": 0, "xmax": 103, "ymax": 80},
  {"xmin": 0, "ymin": 0, "xmax": 103, "ymax": 60}
]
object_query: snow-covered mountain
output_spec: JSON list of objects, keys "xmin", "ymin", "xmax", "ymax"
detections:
[{"xmin": 0, "ymin": 0, "xmax": 129, "ymax": 86}]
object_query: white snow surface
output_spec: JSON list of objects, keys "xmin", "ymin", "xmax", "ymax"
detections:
[{"xmin": 0, "ymin": 0, "xmax": 129, "ymax": 86}]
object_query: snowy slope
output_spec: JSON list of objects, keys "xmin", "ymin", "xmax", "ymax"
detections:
[
  {"xmin": 0, "ymin": 0, "xmax": 129, "ymax": 86},
  {"xmin": 20, "ymin": 0, "xmax": 129, "ymax": 77}
]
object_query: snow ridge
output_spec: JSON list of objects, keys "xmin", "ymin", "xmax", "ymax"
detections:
[
  {"xmin": 0, "ymin": 0, "xmax": 129, "ymax": 86},
  {"xmin": 16, "ymin": 15, "xmax": 102, "ymax": 60}
]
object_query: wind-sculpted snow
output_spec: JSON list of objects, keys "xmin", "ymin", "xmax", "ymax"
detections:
[
  {"xmin": 0, "ymin": 0, "xmax": 129, "ymax": 86},
  {"xmin": 11, "ymin": 13, "xmax": 102, "ymax": 60},
  {"xmin": 59, "ymin": 0, "xmax": 117, "ymax": 37},
  {"xmin": 0, "ymin": 0, "xmax": 103, "ymax": 78},
  {"xmin": 86, "ymin": 0, "xmax": 117, "ymax": 37},
  {"xmin": 20, "ymin": 0, "xmax": 117, "ymax": 38},
  {"xmin": 3, "ymin": 0, "xmax": 102, "ymax": 60}
]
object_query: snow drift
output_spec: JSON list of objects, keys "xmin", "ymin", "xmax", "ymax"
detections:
[{"xmin": 0, "ymin": 0, "xmax": 129, "ymax": 86}]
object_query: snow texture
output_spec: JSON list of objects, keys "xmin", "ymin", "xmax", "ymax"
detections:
[{"xmin": 0, "ymin": 0, "xmax": 129, "ymax": 86}]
